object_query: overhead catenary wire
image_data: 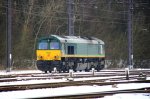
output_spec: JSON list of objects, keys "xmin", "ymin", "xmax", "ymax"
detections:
[
  {"xmin": 0, "ymin": 5, "xmax": 128, "ymax": 24},
  {"xmin": 1, "ymin": 0, "xmax": 149, "ymax": 26},
  {"xmin": 1, "ymin": 4, "xmax": 149, "ymax": 25},
  {"xmin": 3, "ymin": 1, "xmax": 150, "ymax": 15},
  {"xmin": 1, "ymin": 1, "xmax": 150, "ymax": 19}
]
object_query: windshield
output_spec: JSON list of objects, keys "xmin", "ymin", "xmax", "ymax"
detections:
[
  {"xmin": 50, "ymin": 42, "xmax": 59, "ymax": 49},
  {"xmin": 38, "ymin": 42, "xmax": 48, "ymax": 49}
]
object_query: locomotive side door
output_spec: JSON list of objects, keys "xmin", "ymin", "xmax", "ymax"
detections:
[{"xmin": 66, "ymin": 44, "xmax": 76, "ymax": 55}]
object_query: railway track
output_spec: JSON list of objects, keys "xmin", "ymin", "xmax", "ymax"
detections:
[
  {"xmin": 0, "ymin": 70, "xmax": 149, "ymax": 91},
  {"xmin": 45, "ymin": 87, "xmax": 150, "ymax": 99},
  {"xmin": 0, "ymin": 69, "xmax": 150, "ymax": 98},
  {"xmin": 0, "ymin": 77, "xmax": 150, "ymax": 92},
  {"xmin": 0, "ymin": 69, "xmax": 149, "ymax": 82}
]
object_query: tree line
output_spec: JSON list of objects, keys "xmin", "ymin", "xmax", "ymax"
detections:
[{"xmin": 0, "ymin": 0, "xmax": 150, "ymax": 69}]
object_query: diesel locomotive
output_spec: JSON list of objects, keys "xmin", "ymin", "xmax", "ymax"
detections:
[{"xmin": 36, "ymin": 35, "xmax": 105, "ymax": 73}]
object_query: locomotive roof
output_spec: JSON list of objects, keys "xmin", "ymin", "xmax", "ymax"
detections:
[{"xmin": 51, "ymin": 35, "xmax": 104, "ymax": 44}]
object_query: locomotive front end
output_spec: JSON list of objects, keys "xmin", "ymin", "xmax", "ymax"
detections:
[{"xmin": 36, "ymin": 37, "xmax": 61, "ymax": 73}]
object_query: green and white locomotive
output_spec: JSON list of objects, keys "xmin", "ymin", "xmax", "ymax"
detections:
[{"xmin": 36, "ymin": 35, "xmax": 105, "ymax": 73}]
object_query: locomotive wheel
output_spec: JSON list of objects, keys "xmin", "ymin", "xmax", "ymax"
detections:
[
  {"xmin": 73, "ymin": 69, "xmax": 77, "ymax": 72},
  {"xmin": 85, "ymin": 68, "xmax": 89, "ymax": 72},
  {"xmin": 66, "ymin": 68, "xmax": 69, "ymax": 73},
  {"xmin": 61, "ymin": 64, "xmax": 67, "ymax": 72},
  {"xmin": 96, "ymin": 65, "xmax": 100, "ymax": 72},
  {"xmin": 49, "ymin": 70, "xmax": 52, "ymax": 73}
]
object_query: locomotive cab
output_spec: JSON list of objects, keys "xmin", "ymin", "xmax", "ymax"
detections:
[{"xmin": 36, "ymin": 37, "xmax": 61, "ymax": 73}]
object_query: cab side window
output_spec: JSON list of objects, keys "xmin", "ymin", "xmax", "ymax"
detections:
[{"xmin": 68, "ymin": 46, "xmax": 74, "ymax": 54}]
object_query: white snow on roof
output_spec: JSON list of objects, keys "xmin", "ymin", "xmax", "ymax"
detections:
[{"xmin": 51, "ymin": 35, "xmax": 105, "ymax": 44}]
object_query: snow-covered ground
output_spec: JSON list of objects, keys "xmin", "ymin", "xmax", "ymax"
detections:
[
  {"xmin": 0, "ymin": 70, "xmax": 43, "ymax": 75},
  {"xmin": 100, "ymin": 93, "xmax": 150, "ymax": 99},
  {"xmin": 0, "ymin": 69, "xmax": 150, "ymax": 99},
  {"xmin": 1, "ymin": 75, "xmax": 149, "ymax": 87},
  {"xmin": 0, "ymin": 83, "xmax": 150, "ymax": 99},
  {"xmin": 1, "ymin": 68, "xmax": 150, "ymax": 75}
]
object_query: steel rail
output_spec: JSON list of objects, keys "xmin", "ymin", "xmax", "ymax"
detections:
[
  {"xmin": 38, "ymin": 87, "xmax": 150, "ymax": 99},
  {"xmin": 0, "ymin": 79, "xmax": 149, "ymax": 92}
]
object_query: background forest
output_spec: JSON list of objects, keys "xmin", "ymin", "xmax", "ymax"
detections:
[{"xmin": 0, "ymin": 0, "xmax": 150, "ymax": 69}]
